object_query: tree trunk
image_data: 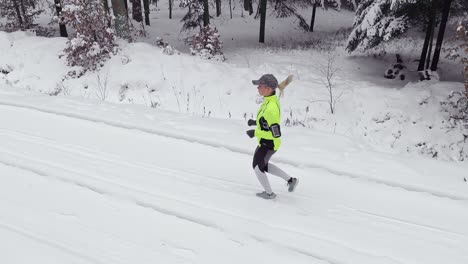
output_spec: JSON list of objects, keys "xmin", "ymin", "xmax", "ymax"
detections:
[
  {"xmin": 12, "ymin": 0, "xmax": 24, "ymax": 29},
  {"xmin": 111, "ymin": 0, "xmax": 130, "ymax": 38},
  {"xmin": 143, "ymin": 0, "xmax": 150, "ymax": 25},
  {"xmin": 216, "ymin": 0, "xmax": 221, "ymax": 17},
  {"xmin": 259, "ymin": 0, "xmax": 267, "ymax": 43},
  {"xmin": 203, "ymin": 0, "xmax": 210, "ymax": 27},
  {"xmin": 54, "ymin": 0, "xmax": 68, "ymax": 37},
  {"xmin": 425, "ymin": 19, "xmax": 436, "ymax": 70},
  {"xmin": 102, "ymin": 0, "xmax": 112, "ymax": 27},
  {"xmin": 132, "ymin": 0, "xmax": 143, "ymax": 22},
  {"xmin": 430, "ymin": 0, "xmax": 453, "ymax": 71},
  {"xmin": 418, "ymin": 0, "xmax": 437, "ymax": 72},
  {"xmin": 169, "ymin": 0, "xmax": 172, "ymax": 19},
  {"xmin": 244, "ymin": 0, "xmax": 253, "ymax": 15},
  {"xmin": 310, "ymin": 3, "xmax": 317, "ymax": 32},
  {"xmin": 465, "ymin": 66, "xmax": 468, "ymax": 96},
  {"xmin": 19, "ymin": 0, "xmax": 28, "ymax": 28}
]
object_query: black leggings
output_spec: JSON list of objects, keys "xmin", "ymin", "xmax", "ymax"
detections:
[{"xmin": 252, "ymin": 146, "xmax": 276, "ymax": 173}]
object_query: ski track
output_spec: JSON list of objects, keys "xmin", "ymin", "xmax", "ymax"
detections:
[
  {"xmin": 1, "ymin": 125, "xmax": 466, "ymax": 264},
  {"xmin": 0, "ymin": 155, "xmax": 351, "ymax": 264},
  {"xmin": 0, "ymin": 100, "xmax": 466, "ymax": 201},
  {"xmin": 0, "ymin": 222, "xmax": 109, "ymax": 264},
  {"xmin": 0, "ymin": 140, "xmax": 414, "ymax": 264},
  {"xmin": 339, "ymin": 205, "xmax": 468, "ymax": 238}
]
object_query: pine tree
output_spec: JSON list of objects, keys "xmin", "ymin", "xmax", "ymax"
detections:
[
  {"xmin": 180, "ymin": 0, "xmax": 205, "ymax": 31},
  {"xmin": 189, "ymin": 25, "xmax": 225, "ymax": 61},
  {"xmin": 346, "ymin": 0, "xmax": 409, "ymax": 52},
  {"xmin": 180, "ymin": 0, "xmax": 223, "ymax": 60},
  {"xmin": 272, "ymin": 0, "xmax": 309, "ymax": 31}
]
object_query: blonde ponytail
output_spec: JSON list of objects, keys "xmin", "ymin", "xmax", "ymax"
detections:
[{"xmin": 277, "ymin": 75, "xmax": 293, "ymax": 97}]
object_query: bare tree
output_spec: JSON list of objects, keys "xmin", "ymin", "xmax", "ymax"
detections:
[{"xmin": 320, "ymin": 53, "xmax": 343, "ymax": 114}]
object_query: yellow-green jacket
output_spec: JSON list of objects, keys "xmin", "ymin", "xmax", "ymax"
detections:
[{"xmin": 255, "ymin": 94, "xmax": 282, "ymax": 150}]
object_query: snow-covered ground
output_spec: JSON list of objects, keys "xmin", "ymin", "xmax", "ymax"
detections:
[
  {"xmin": 1, "ymin": 88, "xmax": 468, "ymax": 264},
  {"xmin": 1, "ymin": 1, "xmax": 468, "ymax": 263}
]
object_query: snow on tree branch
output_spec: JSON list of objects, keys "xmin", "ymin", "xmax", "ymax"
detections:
[
  {"xmin": 346, "ymin": 0, "xmax": 410, "ymax": 52},
  {"xmin": 61, "ymin": 0, "xmax": 117, "ymax": 76}
]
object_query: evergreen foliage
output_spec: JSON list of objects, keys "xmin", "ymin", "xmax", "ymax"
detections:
[
  {"xmin": 346, "ymin": 0, "xmax": 410, "ymax": 52},
  {"xmin": 180, "ymin": 0, "xmax": 205, "ymax": 31},
  {"xmin": 188, "ymin": 25, "xmax": 225, "ymax": 61}
]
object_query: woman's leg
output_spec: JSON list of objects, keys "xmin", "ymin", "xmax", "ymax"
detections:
[
  {"xmin": 268, "ymin": 164, "xmax": 291, "ymax": 181},
  {"xmin": 254, "ymin": 166, "xmax": 273, "ymax": 194},
  {"xmin": 262, "ymin": 150, "xmax": 291, "ymax": 181},
  {"xmin": 252, "ymin": 146, "xmax": 273, "ymax": 193},
  {"xmin": 263, "ymin": 150, "xmax": 298, "ymax": 192}
]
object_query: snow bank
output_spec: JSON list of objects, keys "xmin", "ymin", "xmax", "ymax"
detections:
[{"xmin": 0, "ymin": 31, "xmax": 466, "ymax": 162}]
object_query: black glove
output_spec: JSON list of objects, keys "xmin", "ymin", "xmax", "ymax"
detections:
[
  {"xmin": 247, "ymin": 119, "xmax": 256, "ymax": 126},
  {"xmin": 246, "ymin": 129, "xmax": 255, "ymax": 138}
]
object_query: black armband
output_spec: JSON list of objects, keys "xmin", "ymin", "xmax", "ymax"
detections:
[{"xmin": 270, "ymin": 124, "xmax": 281, "ymax": 138}]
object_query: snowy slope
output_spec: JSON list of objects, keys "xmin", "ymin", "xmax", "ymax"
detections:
[
  {"xmin": 1, "ymin": 29, "xmax": 467, "ymax": 161},
  {"xmin": 1, "ymin": 88, "xmax": 468, "ymax": 264}
]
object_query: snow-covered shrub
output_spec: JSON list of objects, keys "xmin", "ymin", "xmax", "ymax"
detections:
[
  {"xmin": 384, "ymin": 54, "xmax": 406, "ymax": 80},
  {"xmin": 61, "ymin": 0, "xmax": 117, "ymax": 75},
  {"xmin": 155, "ymin": 37, "xmax": 169, "ymax": 48},
  {"xmin": 440, "ymin": 91, "xmax": 468, "ymax": 161},
  {"xmin": 163, "ymin": 45, "xmax": 176, "ymax": 55},
  {"xmin": 444, "ymin": 19, "xmax": 468, "ymax": 143},
  {"xmin": 188, "ymin": 25, "xmax": 225, "ymax": 61},
  {"xmin": 0, "ymin": 0, "xmax": 42, "ymax": 32},
  {"xmin": 0, "ymin": 65, "xmax": 13, "ymax": 75},
  {"xmin": 443, "ymin": 91, "xmax": 468, "ymax": 126},
  {"xmin": 155, "ymin": 37, "xmax": 176, "ymax": 55}
]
